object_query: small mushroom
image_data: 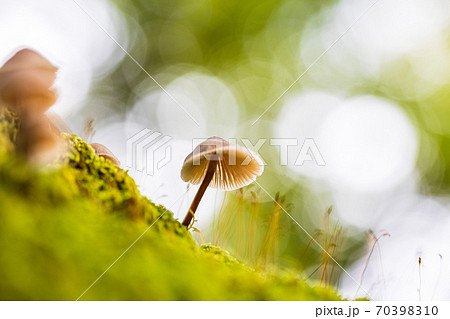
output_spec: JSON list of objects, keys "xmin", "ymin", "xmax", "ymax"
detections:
[
  {"xmin": 90, "ymin": 143, "xmax": 120, "ymax": 166},
  {"xmin": 180, "ymin": 136, "xmax": 264, "ymax": 228},
  {"xmin": 0, "ymin": 48, "xmax": 58, "ymax": 113}
]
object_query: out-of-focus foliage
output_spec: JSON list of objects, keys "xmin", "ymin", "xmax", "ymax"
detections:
[
  {"xmin": 101, "ymin": 0, "xmax": 333, "ymax": 114},
  {"xmin": 104, "ymin": 0, "xmax": 450, "ymax": 195},
  {"xmin": 0, "ymin": 108, "xmax": 343, "ymax": 300},
  {"xmin": 208, "ymin": 189, "xmax": 365, "ymax": 287}
]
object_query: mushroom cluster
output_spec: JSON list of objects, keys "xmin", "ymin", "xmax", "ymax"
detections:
[{"xmin": 180, "ymin": 137, "xmax": 264, "ymax": 228}]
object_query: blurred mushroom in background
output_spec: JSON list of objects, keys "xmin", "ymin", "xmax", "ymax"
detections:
[
  {"xmin": 0, "ymin": 48, "xmax": 61, "ymax": 164},
  {"xmin": 0, "ymin": 48, "xmax": 58, "ymax": 113}
]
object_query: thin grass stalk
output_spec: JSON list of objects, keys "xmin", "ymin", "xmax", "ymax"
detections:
[{"xmin": 246, "ymin": 191, "xmax": 260, "ymax": 265}]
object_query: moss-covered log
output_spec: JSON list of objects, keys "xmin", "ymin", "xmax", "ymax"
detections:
[{"xmin": 0, "ymin": 109, "xmax": 343, "ymax": 300}]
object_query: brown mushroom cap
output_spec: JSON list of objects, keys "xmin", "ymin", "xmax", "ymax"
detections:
[
  {"xmin": 0, "ymin": 49, "xmax": 58, "ymax": 112},
  {"xmin": 90, "ymin": 143, "xmax": 120, "ymax": 166},
  {"xmin": 180, "ymin": 137, "xmax": 264, "ymax": 191}
]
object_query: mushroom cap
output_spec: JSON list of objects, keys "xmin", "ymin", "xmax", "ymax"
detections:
[
  {"xmin": 90, "ymin": 143, "xmax": 120, "ymax": 166},
  {"xmin": 0, "ymin": 49, "xmax": 58, "ymax": 112},
  {"xmin": 180, "ymin": 136, "xmax": 264, "ymax": 191}
]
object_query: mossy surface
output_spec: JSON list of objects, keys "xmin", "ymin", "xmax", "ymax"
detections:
[{"xmin": 0, "ymin": 108, "xmax": 343, "ymax": 300}]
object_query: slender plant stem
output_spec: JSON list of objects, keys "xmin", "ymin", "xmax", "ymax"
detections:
[{"xmin": 182, "ymin": 159, "xmax": 218, "ymax": 228}]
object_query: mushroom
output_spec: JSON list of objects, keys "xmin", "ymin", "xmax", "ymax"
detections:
[
  {"xmin": 0, "ymin": 48, "xmax": 60, "ymax": 164},
  {"xmin": 180, "ymin": 136, "xmax": 264, "ymax": 228},
  {"xmin": 0, "ymin": 48, "xmax": 58, "ymax": 113},
  {"xmin": 90, "ymin": 143, "xmax": 120, "ymax": 166}
]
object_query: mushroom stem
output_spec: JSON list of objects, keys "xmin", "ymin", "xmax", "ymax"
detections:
[{"xmin": 182, "ymin": 158, "xmax": 218, "ymax": 228}]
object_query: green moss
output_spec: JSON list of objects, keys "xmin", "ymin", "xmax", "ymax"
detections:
[
  {"xmin": 0, "ymin": 108, "xmax": 18, "ymax": 154},
  {"xmin": 0, "ymin": 108, "xmax": 344, "ymax": 300}
]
